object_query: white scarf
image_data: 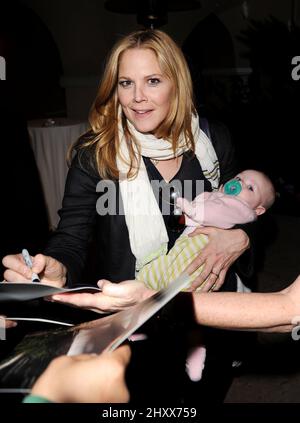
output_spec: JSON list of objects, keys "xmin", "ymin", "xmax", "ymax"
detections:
[{"xmin": 116, "ymin": 113, "xmax": 220, "ymax": 272}]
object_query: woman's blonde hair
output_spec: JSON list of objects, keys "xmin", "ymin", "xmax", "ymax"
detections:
[{"xmin": 74, "ymin": 29, "xmax": 196, "ymax": 180}]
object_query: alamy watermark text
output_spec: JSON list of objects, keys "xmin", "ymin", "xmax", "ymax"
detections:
[{"xmin": 0, "ymin": 56, "xmax": 6, "ymax": 80}]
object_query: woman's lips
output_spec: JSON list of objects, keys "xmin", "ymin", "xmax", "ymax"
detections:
[{"xmin": 132, "ymin": 109, "xmax": 153, "ymax": 118}]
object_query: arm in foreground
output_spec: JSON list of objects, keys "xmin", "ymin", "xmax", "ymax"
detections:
[
  {"xmin": 192, "ymin": 275, "xmax": 300, "ymax": 333},
  {"xmin": 52, "ymin": 273, "xmax": 300, "ymax": 334}
]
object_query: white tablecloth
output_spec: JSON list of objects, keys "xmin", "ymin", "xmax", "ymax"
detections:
[{"xmin": 28, "ymin": 118, "xmax": 88, "ymax": 229}]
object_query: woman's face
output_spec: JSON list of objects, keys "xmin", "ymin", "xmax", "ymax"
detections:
[{"xmin": 117, "ymin": 48, "xmax": 173, "ymax": 136}]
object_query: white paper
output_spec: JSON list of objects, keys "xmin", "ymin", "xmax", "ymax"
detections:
[
  {"xmin": 0, "ymin": 272, "xmax": 190, "ymax": 390},
  {"xmin": 0, "ymin": 282, "xmax": 101, "ymax": 302}
]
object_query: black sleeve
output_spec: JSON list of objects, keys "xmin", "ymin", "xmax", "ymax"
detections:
[
  {"xmin": 43, "ymin": 152, "xmax": 99, "ymax": 286},
  {"xmin": 208, "ymin": 120, "xmax": 238, "ymax": 185},
  {"xmin": 209, "ymin": 120, "xmax": 257, "ymax": 283},
  {"xmin": 232, "ymin": 221, "xmax": 256, "ymax": 282}
]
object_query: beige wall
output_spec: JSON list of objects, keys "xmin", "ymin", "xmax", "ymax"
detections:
[{"xmin": 21, "ymin": 0, "xmax": 297, "ymax": 119}]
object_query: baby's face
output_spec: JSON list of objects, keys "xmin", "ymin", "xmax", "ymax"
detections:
[{"xmin": 225, "ymin": 170, "xmax": 267, "ymax": 214}]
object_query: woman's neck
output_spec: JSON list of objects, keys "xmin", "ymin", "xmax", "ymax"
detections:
[{"xmin": 151, "ymin": 155, "xmax": 183, "ymax": 183}]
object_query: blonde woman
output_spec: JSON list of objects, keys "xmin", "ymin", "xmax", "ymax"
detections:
[{"xmin": 3, "ymin": 30, "xmax": 256, "ymax": 402}]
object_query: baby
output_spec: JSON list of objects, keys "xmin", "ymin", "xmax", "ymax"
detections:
[
  {"xmin": 137, "ymin": 169, "xmax": 275, "ymax": 381},
  {"xmin": 137, "ymin": 169, "xmax": 275, "ymax": 291}
]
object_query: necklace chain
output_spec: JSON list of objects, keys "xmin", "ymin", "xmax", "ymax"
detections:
[
  {"xmin": 150, "ymin": 158, "xmax": 160, "ymax": 166},
  {"xmin": 151, "ymin": 157, "xmax": 181, "ymax": 167}
]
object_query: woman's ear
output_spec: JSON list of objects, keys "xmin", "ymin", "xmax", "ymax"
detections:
[{"xmin": 255, "ymin": 205, "xmax": 266, "ymax": 216}]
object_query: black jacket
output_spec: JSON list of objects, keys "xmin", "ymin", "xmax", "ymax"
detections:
[
  {"xmin": 44, "ymin": 121, "xmax": 257, "ymax": 403},
  {"xmin": 44, "ymin": 120, "xmax": 255, "ymax": 289}
]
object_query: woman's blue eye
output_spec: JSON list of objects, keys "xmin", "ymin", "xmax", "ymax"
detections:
[
  {"xmin": 119, "ymin": 80, "xmax": 132, "ymax": 88},
  {"xmin": 148, "ymin": 78, "xmax": 160, "ymax": 85}
]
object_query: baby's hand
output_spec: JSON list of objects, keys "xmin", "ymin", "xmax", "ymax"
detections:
[{"xmin": 176, "ymin": 197, "xmax": 193, "ymax": 215}]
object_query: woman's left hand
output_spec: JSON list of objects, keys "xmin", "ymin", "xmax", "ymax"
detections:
[
  {"xmin": 186, "ymin": 227, "xmax": 250, "ymax": 292},
  {"xmin": 51, "ymin": 279, "xmax": 155, "ymax": 313}
]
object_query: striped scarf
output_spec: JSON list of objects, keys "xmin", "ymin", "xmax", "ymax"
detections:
[{"xmin": 117, "ymin": 113, "xmax": 220, "ymax": 272}]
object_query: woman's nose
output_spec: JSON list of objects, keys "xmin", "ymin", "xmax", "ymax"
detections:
[{"xmin": 133, "ymin": 85, "xmax": 147, "ymax": 102}]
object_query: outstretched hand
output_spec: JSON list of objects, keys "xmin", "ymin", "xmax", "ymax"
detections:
[
  {"xmin": 186, "ymin": 227, "xmax": 249, "ymax": 292},
  {"xmin": 31, "ymin": 345, "xmax": 131, "ymax": 403},
  {"xmin": 51, "ymin": 279, "xmax": 155, "ymax": 313}
]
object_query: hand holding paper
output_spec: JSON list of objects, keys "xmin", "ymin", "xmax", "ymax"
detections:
[{"xmin": 52, "ymin": 279, "xmax": 154, "ymax": 313}]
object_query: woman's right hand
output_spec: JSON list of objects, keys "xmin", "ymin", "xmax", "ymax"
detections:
[{"xmin": 2, "ymin": 254, "xmax": 67, "ymax": 288}]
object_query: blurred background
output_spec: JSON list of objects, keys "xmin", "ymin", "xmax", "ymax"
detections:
[{"xmin": 1, "ymin": 0, "xmax": 300, "ymax": 402}]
